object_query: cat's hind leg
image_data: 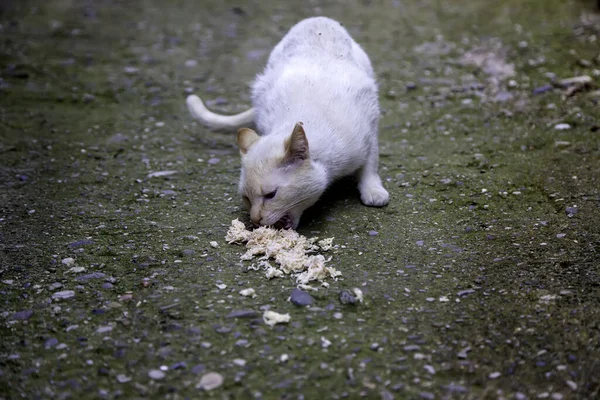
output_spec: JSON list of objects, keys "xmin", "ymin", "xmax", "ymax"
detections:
[{"xmin": 356, "ymin": 144, "xmax": 389, "ymax": 207}]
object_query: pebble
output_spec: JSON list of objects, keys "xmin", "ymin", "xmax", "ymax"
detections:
[
  {"xmin": 61, "ymin": 257, "xmax": 75, "ymax": 266},
  {"xmin": 82, "ymin": 93, "xmax": 95, "ymax": 103},
  {"xmin": 209, "ymin": 241, "xmax": 219, "ymax": 248},
  {"xmin": 290, "ymin": 288, "xmax": 314, "ymax": 306},
  {"xmin": 566, "ymin": 380, "xmax": 577, "ymax": 390},
  {"xmin": 339, "ymin": 290, "xmax": 359, "ymax": 305},
  {"xmin": 565, "ymin": 206, "xmax": 578, "ymax": 216},
  {"xmin": 197, "ymin": 372, "xmax": 224, "ymax": 391},
  {"xmin": 457, "ymin": 289, "xmax": 475, "ymax": 297},
  {"xmin": 207, "ymin": 158, "xmax": 220, "ymax": 165},
  {"xmin": 76, "ymin": 272, "xmax": 106, "ymax": 281},
  {"xmin": 12, "ymin": 310, "xmax": 33, "ymax": 320},
  {"xmin": 368, "ymin": 230, "xmax": 378, "ymax": 236},
  {"xmin": 184, "ymin": 59, "xmax": 198, "ymax": 68},
  {"xmin": 226, "ymin": 310, "xmax": 259, "ymax": 319},
  {"xmin": 116, "ymin": 374, "xmax": 131, "ymax": 383},
  {"xmin": 489, "ymin": 371, "xmax": 501, "ymax": 379},
  {"xmin": 171, "ymin": 361, "xmax": 187, "ymax": 370},
  {"xmin": 52, "ymin": 290, "xmax": 75, "ymax": 300},
  {"xmin": 533, "ymin": 84, "xmax": 553, "ymax": 95},
  {"xmin": 147, "ymin": 170, "xmax": 178, "ymax": 178},
  {"xmin": 148, "ymin": 369, "xmax": 165, "ymax": 380},
  {"xmin": 554, "ymin": 123, "xmax": 571, "ymax": 130}
]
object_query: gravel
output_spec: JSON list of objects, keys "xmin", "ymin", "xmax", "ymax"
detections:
[
  {"xmin": 148, "ymin": 369, "xmax": 166, "ymax": 380},
  {"xmin": 51, "ymin": 290, "xmax": 75, "ymax": 300},
  {"xmin": 290, "ymin": 288, "xmax": 314, "ymax": 306},
  {"xmin": 197, "ymin": 372, "xmax": 224, "ymax": 390},
  {"xmin": 339, "ymin": 290, "xmax": 359, "ymax": 305}
]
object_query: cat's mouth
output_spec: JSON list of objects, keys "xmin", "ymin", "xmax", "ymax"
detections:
[{"xmin": 273, "ymin": 214, "xmax": 294, "ymax": 230}]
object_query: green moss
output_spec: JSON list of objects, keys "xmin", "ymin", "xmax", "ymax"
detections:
[{"xmin": 1, "ymin": 0, "xmax": 599, "ymax": 398}]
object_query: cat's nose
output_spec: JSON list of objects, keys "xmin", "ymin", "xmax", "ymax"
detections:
[{"xmin": 250, "ymin": 207, "xmax": 261, "ymax": 225}]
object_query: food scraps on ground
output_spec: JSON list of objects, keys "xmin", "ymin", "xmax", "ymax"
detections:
[
  {"xmin": 263, "ymin": 310, "xmax": 291, "ymax": 327},
  {"xmin": 225, "ymin": 219, "xmax": 340, "ymax": 284}
]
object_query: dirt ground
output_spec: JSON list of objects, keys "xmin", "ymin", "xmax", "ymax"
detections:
[{"xmin": 1, "ymin": 0, "xmax": 599, "ymax": 398}]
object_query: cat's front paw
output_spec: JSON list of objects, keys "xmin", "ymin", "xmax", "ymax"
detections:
[{"xmin": 360, "ymin": 184, "xmax": 390, "ymax": 207}]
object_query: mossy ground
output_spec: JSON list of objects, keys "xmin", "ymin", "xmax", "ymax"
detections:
[{"xmin": 1, "ymin": 0, "xmax": 599, "ymax": 398}]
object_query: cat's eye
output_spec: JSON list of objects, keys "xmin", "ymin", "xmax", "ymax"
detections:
[{"xmin": 264, "ymin": 189, "xmax": 277, "ymax": 200}]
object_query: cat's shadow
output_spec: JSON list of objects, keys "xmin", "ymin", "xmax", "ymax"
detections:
[{"xmin": 300, "ymin": 176, "xmax": 361, "ymax": 230}]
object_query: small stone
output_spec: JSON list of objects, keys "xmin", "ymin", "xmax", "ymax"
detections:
[
  {"xmin": 124, "ymin": 66, "xmax": 139, "ymax": 74},
  {"xmin": 209, "ymin": 241, "xmax": 219, "ymax": 248},
  {"xmin": 116, "ymin": 374, "xmax": 131, "ymax": 383},
  {"xmin": 207, "ymin": 158, "xmax": 220, "ymax": 165},
  {"xmin": 368, "ymin": 230, "xmax": 378, "ymax": 236},
  {"xmin": 76, "ymin": 272, "xmax": 106, "ymax": 281},
  {"xmin": 533, "ymin": 84, "xmax": 553, "ymax": 95},
  {"xmin": 61, "ymin": 257, "xmax": 75, "ymax": 266},
  {"xmin": 44, "ymin": 337, "xmax": 59, "ymax": 349},
  {"xmin": 558, "ymin": 75, "xmax": 592, "ymax": 88},
  {"xmin": 554, "ymin": 123, "xmax": 571, "ymax": 130},
  {"xmin": 197, "ymin": 372, "xmax": 224, "ymax": 391},
  {"xmin": 101, "ymin": 283, "xmax": 113, "ymax": 290},
  {"xmin": 457, "ymin": 289, "xmax": 475, "ymax": 297},
  {"xmin": 290, "ymin": 288, "xmax": 314, "ymax": 306},
  {"xmin": 578, "ymin": 59, "xmax": 592, "ymax": 68},
  {"xmin": 565, "ymin": 206, "xmax": 578, "ymax": 216},
  {"xmin": 239, "ymin": 288, "xmax": 256, "ymax": 298},
  {"xmin": 339, "ymin": 290, "xmax": 358, "ymax": 305},
  {"xmin": 232, "ymin": 359, "xmax": 246, "ymax": 367},
  {"xmin": 493, "ymin": 91, "xmax": 513, "ymax": 102},
  {"xmin": 12, "ymin": 310, "xmax": 33, "ymax": 320},
  {"xmin": 488, "ymin": 371, "xmax": 501, "ymax": 379},
  {"xmin": 82, "ymin": 93, "xmax": 95, "ymax": 103},
  {"xmin": 171, "ymin": 361, "xmax": 187, "ymax": 370},
  {"xmin": 566, "ymin": 380, "xmax": 577, "ymax": 391},
  {"xmin": 147, "ymin": 170, "xmax": 178, "ymax": 178},
  {"xmin": 457, "ymin": 346, "xmax": 471, "ymax": 359},
  {"xmin": 226, "ymin": 310, "xmax": 259, "ymax": 319},
  {"xmin": 96, "ymin": 325, "xmax": 113, "ymax": 334},
  {"xmin": 184, "ymin": 59, "xmax": 198, "ymax": 68},
  {"xmin": 52, "ymin": 290, "xmax": 75, "ymax": 300},
  {"xmin": 119, "ymin": 294, "xmax": 133, "ymax": 302},
  {"xmin": 148, "ymin": 369, "xmax": 165, "ymax": 380},
  {"xmin": 424, "ymin": 365, "xmax": 436, "ymax": 374}
]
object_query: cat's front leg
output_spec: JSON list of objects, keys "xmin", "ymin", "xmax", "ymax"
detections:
[{"xmin": 356, "ymin": 146, "xmax": 389, "ymax": 207}]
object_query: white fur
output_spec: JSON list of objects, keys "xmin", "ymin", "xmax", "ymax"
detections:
[{"xmin": 187, "ymin": 17, "xmax": 389, "ymax": 229}]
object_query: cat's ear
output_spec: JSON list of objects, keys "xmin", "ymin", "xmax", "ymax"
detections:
[
  {"xmin": 283, "ymin": 122, "xmax": 309, "ymax": 164},
  {"xmin": 237, "ymin": 128, "xmax": 260, "ymax": 155}
]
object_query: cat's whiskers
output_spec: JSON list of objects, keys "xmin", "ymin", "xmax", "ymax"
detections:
[{"xmin": 270, "ymin": 196, "xmax": 314, "ymax": 223}]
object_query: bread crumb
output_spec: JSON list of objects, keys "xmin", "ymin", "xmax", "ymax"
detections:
[
  {"xmin": 225, "ymin": 219, "xmax": 339, "ymax": 283},
  {"xmin": 263, "ymin": 310, "xmax": 291, "ymax": 327}
]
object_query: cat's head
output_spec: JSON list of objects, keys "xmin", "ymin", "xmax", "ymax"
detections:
[{"xmin": 236, "ymin": 122, "xmax": 327, "ymax": 230}]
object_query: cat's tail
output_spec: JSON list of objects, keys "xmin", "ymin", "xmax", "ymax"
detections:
[{"xmin": 186, "ymin": 94, "xmax": 255, "ymax": 131}]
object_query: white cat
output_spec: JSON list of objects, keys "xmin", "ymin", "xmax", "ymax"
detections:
[{"xmin": 186, "ymin": 16, "xmax": 389, "ymax": 229}]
